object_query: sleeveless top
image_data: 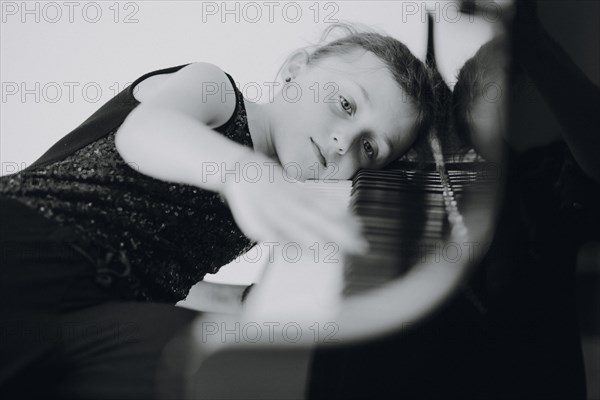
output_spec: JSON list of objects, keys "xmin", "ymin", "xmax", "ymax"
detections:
[{"xmin": 0, "ymin": 64, "xmax": 257, "ymax": 303}]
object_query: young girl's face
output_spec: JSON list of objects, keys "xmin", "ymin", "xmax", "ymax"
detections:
[{"xmin": 270, "ymin": 48, "xmax": 420, "ymax": 180}]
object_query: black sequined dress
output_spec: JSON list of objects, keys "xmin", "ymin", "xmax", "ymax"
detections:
[{"xmin": 0, "ymin": 63, "xmax": 257, "ymax": 304}]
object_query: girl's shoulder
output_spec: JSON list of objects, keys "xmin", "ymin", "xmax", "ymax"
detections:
[{"xmin": 132, "ymin": 62, "xmax": 238, "ymax": 130}]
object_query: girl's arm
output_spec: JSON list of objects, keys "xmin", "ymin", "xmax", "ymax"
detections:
[
  {"xmin": 177, "ymin": 280, "xmax": 250, "ymax": 314},
  {"xmin": 115, "ymin": 62, "xmax": 253, "ymax": 193},
  {"xmin": 115, "ymin": 62, "xmax": 368, "ymax": 254}
]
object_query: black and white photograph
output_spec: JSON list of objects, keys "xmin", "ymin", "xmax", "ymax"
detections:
[{"xmin": 1, "ymin": 0, "xmax": 599, "ymax": 399}]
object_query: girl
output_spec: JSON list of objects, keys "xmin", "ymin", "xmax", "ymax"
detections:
[{"xmin": 0, "ymin": 24, "xmax": 433, "ymax": 398}]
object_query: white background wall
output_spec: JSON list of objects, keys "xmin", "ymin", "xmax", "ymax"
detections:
[{"xmin": 0, "ymin": 0, "xmax": 501, "ymax": 172}]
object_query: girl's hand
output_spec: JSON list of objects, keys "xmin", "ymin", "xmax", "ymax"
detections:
[{"xmin": 221, "ymin": 152, "xmax": 369, "ymax": 256}]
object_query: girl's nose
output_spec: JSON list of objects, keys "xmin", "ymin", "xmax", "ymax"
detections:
[{"xmin": 331, "ymin": 130, "xmax": 359, "ymax": 155}]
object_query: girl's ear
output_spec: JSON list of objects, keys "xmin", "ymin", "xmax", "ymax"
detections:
[{"xmin": 282, "ymin": 49, "xmax": 310, "ymax": 80}]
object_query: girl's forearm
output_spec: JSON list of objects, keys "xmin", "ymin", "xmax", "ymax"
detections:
[
  {"xmin": 115, "ymin": 105, "xmax": 257, "ymax": 193},
  {"xmin": 177, "ymin": 280, "xmax": 249, "ymax": 313}
]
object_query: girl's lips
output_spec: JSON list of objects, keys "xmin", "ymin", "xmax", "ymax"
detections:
[{"xmin": 310, "ymin": 137, "xmax": 327, "ymax": 167}]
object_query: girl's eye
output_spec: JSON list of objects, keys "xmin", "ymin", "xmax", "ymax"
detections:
[
  {"xmin": 362, "ymin": 138, "xmax": 375, "ymax": 159},
  {"xmin": 339, "ymin": 95, "xmax": 353, "ymax": 115}
]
